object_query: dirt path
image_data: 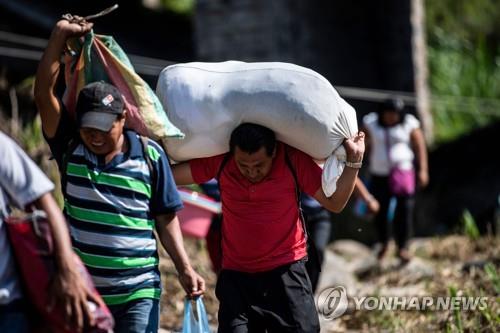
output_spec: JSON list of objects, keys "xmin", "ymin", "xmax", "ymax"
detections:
[{"xmin": 158, "ymin": 236, "xmax": 499, "ymax": 332}]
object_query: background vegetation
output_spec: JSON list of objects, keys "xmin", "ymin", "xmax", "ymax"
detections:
[{"xmin": 425, "ymin": 0, "xmax": 500, "ymax": 143}]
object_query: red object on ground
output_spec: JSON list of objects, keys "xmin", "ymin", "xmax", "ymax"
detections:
[
  {"xmin": 177, "ymin": 188, "xmax": 221, "ymax": 239},
  {"xmin": 5, "ymin": 212, "xmax": 114, "ymax": 333}
]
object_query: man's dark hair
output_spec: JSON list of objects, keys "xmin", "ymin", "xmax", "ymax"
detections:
[{"xmin": 229, "ymin": 123, "xmax": 276, "ymax": 156}]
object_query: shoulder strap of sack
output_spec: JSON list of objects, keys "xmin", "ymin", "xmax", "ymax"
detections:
[
  {"xmin": 140, "ymin": 136, "xmax": 154, "ymax": 176},
  {"xmin": 213, "ymin": 152, "xmax": 231, "ymax": 268},
  {"xmin": 60, "ymin": 137, "xmax": 81, "ymax": 194},
  {"xmin": 140, "ymin": 136, "xmax": 156, "ymax": 200},
  {"xmin": 216, "ymin": 153, "xmax": 231, "ymax": 186},
  {"xmin": 284, "ymin": 146, "xmax": 322, "ymax": 271},
  {"xmin": 283, "ymin": 146, "xmax": 308, "ymax": 241}
]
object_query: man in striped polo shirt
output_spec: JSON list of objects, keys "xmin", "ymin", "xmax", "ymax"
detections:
[{"xmin": 35, "ymin": 19, "xmax": 205, "ymax": 333}]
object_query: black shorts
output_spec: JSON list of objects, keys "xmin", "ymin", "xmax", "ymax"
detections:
[{"xmin": 216, "ymin": 260, "xmax": 320, "ymax": 333}]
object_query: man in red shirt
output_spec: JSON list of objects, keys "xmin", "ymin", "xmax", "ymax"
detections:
[{"xmin": 173, "ymin": 123, "xmax": 364, "ymax": 332}]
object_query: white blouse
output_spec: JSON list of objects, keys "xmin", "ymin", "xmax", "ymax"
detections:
[{"xmin": 363, "ymin": 112, "xmax": 420, "ymax": 176}]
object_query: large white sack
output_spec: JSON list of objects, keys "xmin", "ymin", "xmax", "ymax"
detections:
[{"xmin": 156, "ymin": 61, "xmax": 358, "ymax": 162}]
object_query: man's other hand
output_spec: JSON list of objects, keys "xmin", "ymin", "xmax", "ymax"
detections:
[
  {"xmin": 179, "ymin": 266, "xmax": 206, "ymax": 298},
  {"xmin": 49, "ymin": 263, "xmax": 97, "ymax": 332},
  {"xmin": 343, "ymin": 131, "xmax": 365, "ymax": 163},
  {"xmin": 55, "ymin": 18, "xmax": 93, "ymax": 39}
]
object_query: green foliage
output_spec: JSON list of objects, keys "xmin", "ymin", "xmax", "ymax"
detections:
[
  {"xmin": 446, "ymin": 286, "xmax": 500, "ymax": 332},
  {"xmin": 182, "ymin": 184, "xmax": 203, "ymax": 193},
  {"xmin": 426, "ymin": 0, "xmax": 500, "ymax": 44},
  {"xmin": 461, "ymin": 210, "xmax": 480, "ymax": 241},
  {"xmin": 17, "ymin": 76, "xmax": 35, "ymax": 91},
  {"xmin": 477, "ymin": 297, "xmax": 500, "ymax": 330},
  {"xmin": 484, "ymin": 263, "xmax": 500, "ymax": 295},
  {"xmin": 426, "ymin": 0, "xmax": 500, "ymax": 143},
  {"xmin": 19, "ymin": 116, "xmax": 44, "ymax": 155},
  {"xmin": 447, "ymin": 286, "xmax": 464, "ymax": 333},
  {"xmin": 160, "ymin": 0, "xmax": 195, "ymax": 15}
]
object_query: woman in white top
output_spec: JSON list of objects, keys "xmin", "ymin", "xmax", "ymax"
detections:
[{"xmin": 362, "ymin": 98, "xmax": 428, "ymax": 262}]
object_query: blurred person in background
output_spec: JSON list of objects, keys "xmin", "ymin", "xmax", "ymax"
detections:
[
  {"xmin": 0, "ymin": 131, "xmax": 93, "ymax": 333},
  {"xmin": 362, "ymin": 98, "xmax": 428, "ymax": 262}
]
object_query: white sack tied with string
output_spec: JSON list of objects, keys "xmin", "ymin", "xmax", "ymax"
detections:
[{"xmin": 156, "ymin": 61, "xmax": 358, "ymax": 196}]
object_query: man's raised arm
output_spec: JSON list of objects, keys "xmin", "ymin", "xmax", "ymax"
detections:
[
  {"xmin": 34, "ymin": 19, "xmax": 93, "ymax": 138},
  {"xmin": 314, "ymin": 131, "xmax": 365, "ymax": 213}
]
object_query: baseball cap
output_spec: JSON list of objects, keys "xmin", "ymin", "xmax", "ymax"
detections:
[{"xmin": 76, "ymin": 81, "xmax": 125, "ymax": 132}]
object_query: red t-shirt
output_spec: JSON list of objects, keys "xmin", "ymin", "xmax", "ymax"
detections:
[{"xmin": 189, "ymin": 142, "xmax": 322, "ymax": 272}]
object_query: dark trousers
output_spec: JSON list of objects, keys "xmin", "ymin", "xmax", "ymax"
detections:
[
  {"xmin": 0, "ymin": 299, "xmax": 30, "ymax": 333},
  {"xmin": 371, "ymin": 175, "xmax": 415, "ymax": 250},
  {"xmin": 216, "ymin": 260, "xmax": 320, "ymax": 333}
]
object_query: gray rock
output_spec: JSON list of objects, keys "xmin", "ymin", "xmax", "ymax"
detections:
[
  {"xmin": 408, "ymin": 237, "xmax": 433, "ymax": 257},
  {"xmin": 354, "ymin": 281, "xmax": 428, "ymax": 299},
  {"xmin": 319, "ymin": 316, "xmax": 345, "ymax": 333},
  {"xmin": 329, "ymin": 240, "xmax": 379, "ymax": 278},
  {"xmin": 348, "ymin": 255, "xmax": 379, "ymax": 278},
  {"xmin": 316, "ymin": 250, "xmax": 358, "ymax": 295},
  {"xmin": 377, "ymin": 283, "xmax": 428, "ymax": 298},
  {"xmin": 330, "ymin": 240, "xmax": 373, "ymax": 261},
  {"xmin": 400, "ymin": 257, "xmax": 436, "ymax": 283}
]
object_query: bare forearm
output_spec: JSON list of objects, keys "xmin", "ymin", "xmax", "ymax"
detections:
[
  {"xmin": 34, "ymin": 27, "xmax": 67, "ymax": 136},
  {"xmin": 416, "ymin": 141, "xmax": 428, "ymax": 173},
  {"xmin": 314, "ymin": 132, "xmax": 365, "ymax": 213},
  {"xmin": 156, "ymin": 214, "xmax": 192, "ymax": 272},
  {"xmin": 354, "ymin": 177, "xmax": 373, "ymax": 203},
  {"xmin": 35, "ymin": 20, "xmax": 92, "ymax": 137},
  {"xmin": 34, "ymin": 193, "xmax": 74, "ymax": 270},
  {"xmin": 412, "ymin": 129, "xmax": 428, "ymax": 172},
  {"xmin": 171, "ymin": 163, "xmax": 195, "ymax": 186},
  {"xmin": 326, "ymin": 166, "xmax": 359, "ymax": 212}
]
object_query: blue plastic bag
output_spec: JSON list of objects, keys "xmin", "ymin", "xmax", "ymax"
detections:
[{"xmin": 182, "ymin": 297, "xmax": 211, "ymax": 333}]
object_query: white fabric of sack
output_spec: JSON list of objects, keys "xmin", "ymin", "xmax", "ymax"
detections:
[
  {"xmin": 156, "ymin": 61, "xmax": 358, "ymax": 196},
  {"xmin": 322, "ymin": 147, "xmax": 347, "ymax": 197}
]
